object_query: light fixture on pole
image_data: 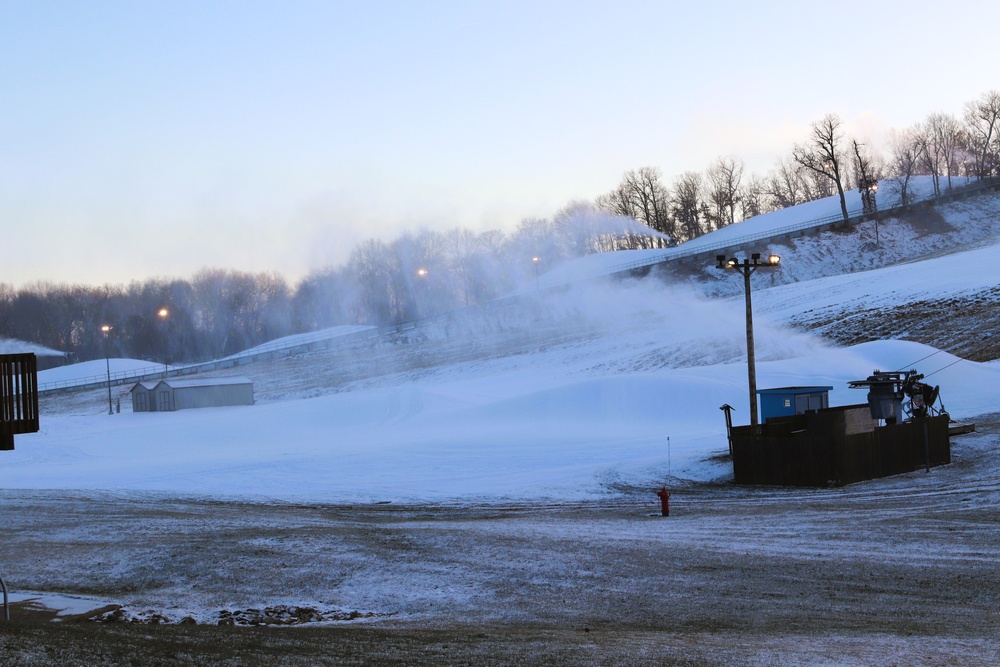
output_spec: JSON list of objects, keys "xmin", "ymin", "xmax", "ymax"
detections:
[
  {"xmin": 715, "ymin": 252, "xmax": 781, "ymax": 433},
  {"xmin": 415, "ymin": 268, "xmax": 428, "ymax": 319},
  {"xmin": 101, "ymin": 324, "xmax": 114, "ymax": 415},
  {"xmin": 867, "ymin": 181, "xmax": 880, "ymax": 245},
  {"xmin": 158, "ymin": 308, "xmax": 170, "ymax": 376},
  {"xmin": 532, "ymin": 256, "xmax": 541, "ymax": 291}
]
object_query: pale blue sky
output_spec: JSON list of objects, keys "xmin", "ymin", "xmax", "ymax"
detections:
[{"xmin": 2, "ymin": 0, "xmax": 996, "ymax": 287}]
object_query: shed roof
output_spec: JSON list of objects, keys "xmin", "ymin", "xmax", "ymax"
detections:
[
  {"xmin": 159, "ymin": 377, "xmax": 253, "ymax": 389},
  {"xmin": 757, "ymin": 386, "xmax": 833, "ymax": 395}
]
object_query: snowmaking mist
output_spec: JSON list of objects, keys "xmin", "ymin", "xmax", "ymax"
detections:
[{"xmin": 407, "ymin": 271, "xmax": 831, "ymax": 384}]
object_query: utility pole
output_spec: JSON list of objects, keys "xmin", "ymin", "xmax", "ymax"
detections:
[{"xmin": 715, "ymin": 253, "xmax": 782, "ymax": 432}]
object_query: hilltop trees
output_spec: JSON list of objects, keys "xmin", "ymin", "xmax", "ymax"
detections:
[
  {"xmin": 0, "ymin": 199, "xmax": 677, "ymax": 364},
  {"xmin": 924, "ymin": 112, "xmax": 963, "ymax": 195},
  {"xmin": 187, "ymin": 269, "xmax": 291, "ymax": 358},
  {"xmin": 704, "ymin": 156, "xmax": 744, "ymax": 231},
  {"xmin": 0, "ymin": 272, "xmax": 293, "ymax": 365},
  {"xmin": 851, "ymin": 140, "xmax": 882, "ymax": 213},
  {"xmin": 885, "ymin": 126, "xmax": 925, "ymax": 205},
  {"xmin": 671, "ymin": 171, "xmax": 705, "ymax": 239},
  {"xmin": 738, "ymin": 174, "xmax": 769, "ymax": 220},
  {"xmin": 964, "ymin": 90, "xmax": 1000, "ymax": 179},
  {"xmin": 595, "ymin": 167, "xmax": 674, "ymax": 242},
  {"xmin": 793, "ymin": 114, "xmax": 851, "ymax": 222},
  {"xmin": 587, "ymin": 90, "xmax": 1000, "ymax": 251},
  {"xmin": 764, "ymin": 158, "xmax": 812, "ymax": 210}
]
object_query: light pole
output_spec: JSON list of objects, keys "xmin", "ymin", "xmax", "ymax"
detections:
[
  {"xmin": 415, "ymin": 268, "xmax": 428, "ymax": 319},
  {"xmin": 868, "ymin": 181, "xmax": 880, "ymax": 245},
  {"xmin": 532, "ymin": 256, "xmax": 541, "ymax": 291},
  {"xmin": 715, "ymin": 252, "xmax": 781, "ymax": 432},
  {"xmin": 101, "ymin": 324, "xmax": 113, "ymax": 415},
  {"xmin": 158, "ymin": 307, "xmax": 170, "ymax": 376}
]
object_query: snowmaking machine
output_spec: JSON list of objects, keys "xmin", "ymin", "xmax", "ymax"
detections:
[{"xmin": 848, "ymin": 369, "xmax": 945, "ymax": 425}]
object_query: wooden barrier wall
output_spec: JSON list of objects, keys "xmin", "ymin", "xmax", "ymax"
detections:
[
  {"xmin": 731, "ymin": 406, "xmax": 950, "ymax": 487},
  {"xmin": 0, "ymin": 353, "xmax": 39, "ymax": 450}
]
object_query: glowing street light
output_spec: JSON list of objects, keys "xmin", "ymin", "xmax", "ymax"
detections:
[
  {"xmin": 532, "ymin": 256, "xmax": 541, "ymax": 291},
  {"xmin": 100, "ymin": 325, "xmax": 114, "ymax": 415},
  {"xmin": 158, "ymin": 307, "xmax": 170, "ymax": 375},
  {"xmin": 866, "ymin": 181, "xmax": 880, "ymax": 245},
  {"xmin": 414, "ymin": 268, "xmax": 429, "ymax": 319},
  {"xmin": 715, "ymin": 252, "xmax": 781, "ymax": 432}
]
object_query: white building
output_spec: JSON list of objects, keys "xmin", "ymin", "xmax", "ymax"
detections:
[{"xmin": 130, "ymin": 377, "xmax": 254, "ymax": 412}]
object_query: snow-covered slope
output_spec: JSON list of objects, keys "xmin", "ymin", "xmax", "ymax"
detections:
[{"xmin": 9, "ymin": 186, "xmax": 1000, "ymax": 503}]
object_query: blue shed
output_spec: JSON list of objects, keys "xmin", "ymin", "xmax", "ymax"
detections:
[{"xmin": 757, "ymin": 386, "xmax": 833, "ymax": 422}]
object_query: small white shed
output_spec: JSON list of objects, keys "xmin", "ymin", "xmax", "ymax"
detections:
[{"xmin": 130, "ymin": 377, "xmax": 254, "ymax": 412}]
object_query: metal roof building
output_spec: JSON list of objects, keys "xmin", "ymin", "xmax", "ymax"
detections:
[
  {"xmin": 130, "ymin": 377, "xmax": 254, "ymax": 412},
  {"xmin": 757, "ymin": 386, "xmax": 833, "ymax": 422}
]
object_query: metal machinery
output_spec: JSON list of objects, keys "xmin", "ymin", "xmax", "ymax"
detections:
[{"xmin": 849, "ymin": 369, "xmax": 944, "ymax": 424}]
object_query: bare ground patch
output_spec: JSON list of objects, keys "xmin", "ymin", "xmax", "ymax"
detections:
[{"xmin": 2, "ymin": 418, "xmax": 999, "ymax": 665}]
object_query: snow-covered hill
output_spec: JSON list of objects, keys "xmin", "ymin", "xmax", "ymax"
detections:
[{"xmin": 11, "ymin": 184, "xmax": 1000, "ymax": 503}]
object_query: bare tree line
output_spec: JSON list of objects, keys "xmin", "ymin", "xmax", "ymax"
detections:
[
  {"xmin": 3, "ymin": 90, "xmax": 999, "ymax": 364},
  {"xmin": 596, "ymin": 89, "xmax": 1000, "ymax": 238},
  {"xmin": 0, "ymin": 206, "xmax": 644, "ymax": 363}
]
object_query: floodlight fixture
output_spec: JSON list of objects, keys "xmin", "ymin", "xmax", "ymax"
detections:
[
  {"xmin": 713, "ymin": 251, "xmax": 783, "ymax": 432},
  {"xmin": 100, "ymin": 325, "xmax": 113, "ymax": 414}
]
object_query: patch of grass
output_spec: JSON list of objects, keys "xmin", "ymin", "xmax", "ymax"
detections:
[{"xmin": 0, "ymin": 622, "xmax": 729, "ymax": 666}]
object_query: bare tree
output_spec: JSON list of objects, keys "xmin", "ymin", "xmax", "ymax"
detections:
[
  {"xmin": 964, "ymin": 90, "xmax": 1000, "ymax": 179},
  {"xmin": 765, "ymin": 157, "xmax": 811, "ymax": 209},
  {"xmin": 793, "ymin": 114, "xmax": 851, "ymax": 221},
  {"xmin": 595, "ymin": 167, "xmax": 673, "ymax": 242},
  {"xmin": 292, "ymin": 269, "xmax": 352, "ymax": 332},
  {"xmin": 445, "ymin": 228, "xmax": 515, "ymax": 306},
  {"xmin": 478, "ymin": 229, "xmax": 506, "ymax": 257},
  {"xmin": 444, "ymin": 228, "xmax": 481, "ymax": 307},
  {"xmin": 552, "ymin": 201, "xmax": 596, "ymax": 254},
  {"xmin": 630, "ymin": 167, "xmax": 673, "ymax": 239},
  {"xmin": 506, "ymin": 216, "xmax": 563, "ymax": 285},
  {"xmin": 671, "ymin": 171, "xmax": 704, "ymax": 240},
  {"xmin": 852, "ymin": 139, "xmax": 882, "ymax": 213},
  {"xmin": 594, "ymin": 183, "xmax": 637, "ymax": 220},
  {"xmin": 886, "ymin": 126, "xmax": 926, "ymax": 206},
  {"xmin": 389, "ymin": 229, "xmax": 450, "ymax": 321},
  {"xmin": 704, "ymin": 156, "xmax": 744, "ymax": 230},
  {"xmin": 739, "ymin": 174, "xmax": 771, "ymax": 220},
  {"xmin": 923, "ymin": 112, "xmax": 965, "ymax": 194},
  {"xmin": 189, "ymin": 269, "xmax": 286, "ymax": 357},
  {"xmin": 347, "ymin": 239, "xmax": 396, "ymax": 325}
]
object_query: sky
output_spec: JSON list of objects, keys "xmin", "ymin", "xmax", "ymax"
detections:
[{"xmin": 2, "ymin": 0, "xmax": 998, "ymax": 288}]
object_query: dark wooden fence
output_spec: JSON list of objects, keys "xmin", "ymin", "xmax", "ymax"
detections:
[
  {"xmin": 731, "ymin": 405, "xmax": 950, "ymax": 487},
  {"xmin": 0, "ymin": 353, "xmax": 39, "ymax": 450}
]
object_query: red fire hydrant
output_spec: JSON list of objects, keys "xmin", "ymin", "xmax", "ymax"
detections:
[{"xmin": 656, "ymin": 486, "xmax": 670, "ymax": 517}]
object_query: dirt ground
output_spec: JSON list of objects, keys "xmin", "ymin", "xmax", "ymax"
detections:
[{"xmin": 1, "ymin": 414, "xmax": 998, "ymax": 665}]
